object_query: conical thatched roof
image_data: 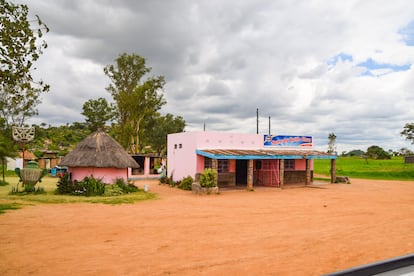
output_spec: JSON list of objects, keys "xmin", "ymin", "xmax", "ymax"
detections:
[{"xmin": 60, "ymin": 130, "xmax": 139, "ymax": 168}]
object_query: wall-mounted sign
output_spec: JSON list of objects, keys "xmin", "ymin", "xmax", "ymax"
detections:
[{"xmin": 264, "ymin": 135, "xmax": 313, "ymax": 147}]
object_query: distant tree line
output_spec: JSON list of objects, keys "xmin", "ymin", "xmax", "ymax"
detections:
[{"xmin": 340, "ymin": 146, "xmax": 413, "ymax": 159}]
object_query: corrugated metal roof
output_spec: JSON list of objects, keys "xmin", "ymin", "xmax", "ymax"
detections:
[{"xmin": 196, "ymin": 149, "xmax": 337, "ymax": 160}]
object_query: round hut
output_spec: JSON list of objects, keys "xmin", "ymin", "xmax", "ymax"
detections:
[{"xmin": 59, "ymin": 129, "xmax": 139, "ymax": 183}]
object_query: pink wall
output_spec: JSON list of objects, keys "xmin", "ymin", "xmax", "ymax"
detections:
[
  {"xmin": 295, "ymin": 159, "xmax": 314, "ymax": 170},
  {"xmin": 168, "ymin": 132, "xmax": 263, "ymax": 181},
  {"xmin": 168, "ymin": 131, "xmax": 315, "ymax": 181},
  {"xmin": 69, "ymin": 167, "xmax": 129, "ymax": 183}
]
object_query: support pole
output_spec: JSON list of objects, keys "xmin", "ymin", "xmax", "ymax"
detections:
[
  {"xmin": 256, "ymin": 108, "xmax": 259, "ymax": 134},
  {"xmin": 279, "ymin": 159, "xmax": 284, "ymax": 189},
  {"xmin": 330, "ymin": 159, "xmax": 336, "ymax": 183},
  {"xmin": 212, "ymin": 159, "xmax": 218, "ymax": 187},
  {"xmin": 306, "ymin": 159, "xmax": 311, "ymax": 186},
  {"xmin": 268, "ymin": 116, "xmax": 271, "ymax": 135},
  {"xmin": 247, "ymin": 159, "xmax": 253, "ymax": 191}
]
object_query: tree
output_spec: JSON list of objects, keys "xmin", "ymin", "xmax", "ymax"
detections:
[
  {"xmin": 399, "ymin": 147, "xmax": 413, "ymax": 156},
  {"xmin": 401, "ymin": 123, "xmax": 414, "ymax": 144},
  {"xmin": 366, "ymin": 145, "xmax": 391, "ymax": 160},
  {"xmin": 142, "ymin": 113, "xmax": 186, "ymax": 155},
  {"xmin": 81, "ymin": 98, "xmax": 114, "ymax": 132},
  {"xmin": 104, "ymin": 53, "xmax": 166, "ymax": 153},
  {"xmin": 0, "ymin": 132, "xmax": 16, "ymax": 184},
  {"xmin": 0, "ymin": 0, "xmax": 50, "ymax": 130},
  {"xmin": 328, "ymin": 132, "xmax": 337, "ymax": 154}
]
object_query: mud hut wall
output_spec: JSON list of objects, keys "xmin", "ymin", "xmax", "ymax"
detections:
[{"xmin": 69, "ymin": 167, "xmax": 128, "ymax": 183}]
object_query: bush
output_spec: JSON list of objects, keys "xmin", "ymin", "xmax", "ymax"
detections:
[
  {"xmin": 199, "ymin": 168, "xmax": 217, "ymax": 188},
  {"xmin": 76, "ymin": 176, "xmax": 105, "ymax": 196},
  {"xmin": 56, "ymin": 176, "xmax": 140, "ymax": 197},
  {"xmin": 104, "ymin": 184, "xmax": 125, "ymax": 196},
  {"xmin": 179, "ymin": 176, "xmax": 193, "ymax": 190},
  {"xmin": 0, "ymin": 180, "xmax": 9, "ymax": 186},
  {"xmin": 56, "ymin": 173, "xmax": 73, "ymax": 194},
  {"xmin": 56, "ymin": 175, "xmax": 105, "ymax": 196},
  {"xmin": 114, "ymin": 178, "xmax": 138, "ymax": 193},
  {"xmin": 159, "ymin": 175, "xmax": 169, "ymax": 184}
]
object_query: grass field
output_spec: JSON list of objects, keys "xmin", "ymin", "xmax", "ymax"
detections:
[
  {"xmin": 0, "ymin": 176, "xmax": 156, "ymax": 214},
  {"xmin": 314, "ymin": 156, "xmax": 414, "ymax": 181}
]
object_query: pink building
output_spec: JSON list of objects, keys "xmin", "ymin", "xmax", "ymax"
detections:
[
  {"xmin": 60, "ymin": 130, "xmax": 139, "ymax": 183},
  {"xmin": 167, "ymin": 131, "xmax": 337, "ymax": 189}
]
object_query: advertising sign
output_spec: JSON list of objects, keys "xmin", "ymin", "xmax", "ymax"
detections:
[{"xmin": 264, "ymin": 135, "xmax": 313, "ymax": 147}]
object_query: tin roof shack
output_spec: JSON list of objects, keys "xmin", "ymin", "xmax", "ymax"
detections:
[
  {"xmin": 59, "ymin": 130, "xmax": 139, "ymax": 183},
  {"xmin": 167, "ymin": 131, "xmax": 337, "ymax": 189}
]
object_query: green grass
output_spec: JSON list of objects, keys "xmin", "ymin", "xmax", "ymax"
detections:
[
  {"xmin": 314, "ymin": 156, "xmax": 414, "ymax": 180},
  {"xmin": 0, "ymin": 203, "xmax": 22, "ymax": 214},
  {"xmin": 0, "ymin": 176, "xmax": 156, "ymax": 213}
]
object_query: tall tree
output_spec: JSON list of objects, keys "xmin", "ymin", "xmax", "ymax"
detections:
[
  {"xmin": 142, "ymin": 113, "xmax": 186, "ymax": 155},
  {"xmin": 0, "ymin": 0, "xmax": 50, "ymax": 130},
  {"xmin": 81, "ymin": 97, "xmax": 114, "ymax": 132},
  {"xmin": 401, "ymin": 123, "xmax": 414, "ymax": 144},
  {"xmin": 0, "ymin": 132, "xmax": 16, "ymax": 183},
  {"xmin": 104, "ymin": 53, "xmax": 166, "ymax": 153},
  {"xmin": 328, "ymin": 132, "xmax": 337, "ymax": 154}
]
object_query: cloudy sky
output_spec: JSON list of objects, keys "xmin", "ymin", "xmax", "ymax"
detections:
[{"xmin": 19, "ymin": 0, "xmax": 414, "ymax": 152}]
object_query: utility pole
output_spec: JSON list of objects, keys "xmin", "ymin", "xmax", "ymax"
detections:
[
  {"xmin": 268, "ymin": 116, "xmax": 271, "ymax": 135},
  {"xmin": 256, "ymin": 108, "xmax": 259, "ymax": 134}
]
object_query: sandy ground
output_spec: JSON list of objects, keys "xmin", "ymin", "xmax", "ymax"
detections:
[{"xmin": 0, "ymin": 178, "xmax": 413, "ymax": 276}]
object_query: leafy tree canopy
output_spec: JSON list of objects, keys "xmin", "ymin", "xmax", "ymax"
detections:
[
  {"xmin": 104, "ymin": 53, "xmax": 166, "ymax": 153},
  {"xmin": 0, "ymin": 0, "xmax": 49, "ymax": 130},
  {"xmin": 366, "ymin": 145, "xmax": 391, "ymax": 160},
  {"xmin": 401, "ymin": 123, "xmax": 414, "ymax": 144},
  {"xmin": 81, "ymin": 97, "xmax": 114, "ymax": 132},
  {"xmin": 142, "ymin": 113, "xmax": 186, "ymax": 155}
]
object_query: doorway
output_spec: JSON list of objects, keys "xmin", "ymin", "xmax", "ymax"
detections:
[{"xmin": 236, "ymin": 160, "xmax": 248, "ymax": 185}]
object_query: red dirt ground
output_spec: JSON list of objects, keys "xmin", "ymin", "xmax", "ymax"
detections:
[{"xmin": 0, "ymin": 178, "xmax": 413, "ymax": 275}]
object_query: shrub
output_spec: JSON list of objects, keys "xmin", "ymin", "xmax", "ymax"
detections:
[
  {"xmin": 179, "ymin": 176, "xmax": 193, "ymax": 190},
  {"xmin": 104, "ymin": 184, "xmax": 125, "ymax": 196},
  {"xmin": 199, "ymin": 168, "xmax": 217, "ymax": 188},
  {"xmin": 114, "ymin": 178, "xmax": 138, "ymax": 193},
  {"xmin": 159, "ymin": 175, "xmax": 169, "ymax": 184},
  {"xmin": 56, "ymin": 173, "xmax": 73, "ymax": 194},
  {"xmin": 78, "ymin": 176, "xmax": 105, "ymax": 196},
  {"xmin": 0, "ymin": 180, "xmax": 8, "ymax": 186},
  {"xmin": 56, "ymin": 176, "xmax": 140, "ymax": 197}
]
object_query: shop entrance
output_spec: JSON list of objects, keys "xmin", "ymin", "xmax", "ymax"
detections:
[{"xmin": 236, "ymin": 160, "xmax": 248, "ymax": 185}]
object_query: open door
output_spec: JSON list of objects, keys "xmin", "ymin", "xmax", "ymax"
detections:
[{"xmin": 236, "ymin": 160, "xmax": 248, "ymax": 185}]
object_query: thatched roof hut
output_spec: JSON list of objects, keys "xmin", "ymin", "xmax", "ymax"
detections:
[{"xmin": 60, "ymin": 129, "xmax": 139, "ymax": 169}]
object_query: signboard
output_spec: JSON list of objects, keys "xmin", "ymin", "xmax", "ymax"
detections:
[{"xmin": 264, "ymin": 135, "xmax": 313, "ymax": 147}]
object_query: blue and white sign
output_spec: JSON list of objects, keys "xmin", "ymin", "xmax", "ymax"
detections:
[{"xmin": 264, "ymin": 135, "xmax": 313, "ymax": 147}]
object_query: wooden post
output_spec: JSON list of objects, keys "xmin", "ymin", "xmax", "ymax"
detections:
[
  {"xmin": 212, "ymin": 159, "xmax": 218, "ymax": 187},
  {"xmin": 247, "ymin": 159, "xmax": 253, "ymax": 191},
  {"xmin": 279, "ymin": 159, "xmax": 284, "ymax": 189},
  {"xmin": 305, "ymin": 159, "xmax": 311, "ymax": 186},
  {"xmin": 330, "ymin": 159, "xmax": 336, "ymax": 183}
]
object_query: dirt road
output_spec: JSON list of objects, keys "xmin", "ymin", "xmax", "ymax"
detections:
[{"xmin": 0, "ymin": 179, "xmax": 413, "ymax": 275}]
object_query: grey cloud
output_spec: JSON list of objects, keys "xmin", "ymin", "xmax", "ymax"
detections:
[{"xmin": 20, "ymin": 0, "xmax": 414, "ymax": 152}]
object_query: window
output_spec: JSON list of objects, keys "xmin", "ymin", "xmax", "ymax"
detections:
[
  {"xmin": 204, "ymin": 157, "xmax": 212, "ymax": 169},
  {"xmin": 284, "ymin": 159, "xmax": 295, "ymax": 170},
  {"xmin": 218, "ymin": 159, "xmax": 229, "ymax": 173},
  {"xmin": 204, "ymin": 158, "xmax": 228, "ymax": 173}
]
